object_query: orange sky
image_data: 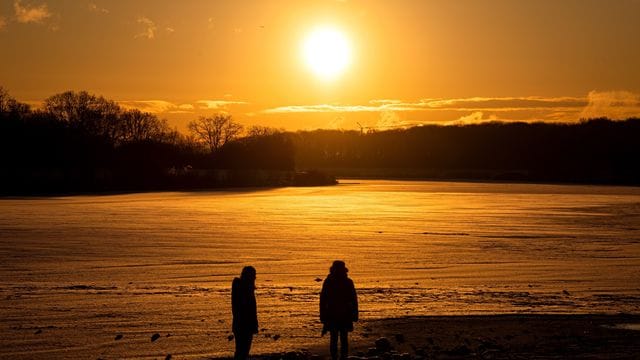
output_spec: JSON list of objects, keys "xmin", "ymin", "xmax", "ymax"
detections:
[{"xmin": 1, "ymin": 0, "xmax": 640, "ymax": 131}]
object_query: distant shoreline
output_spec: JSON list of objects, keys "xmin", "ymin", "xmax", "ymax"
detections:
[
  {"xmin": 3, "ymin": 175, "xmax": 640, "ymax": 198},
  {"xmin": 0, "ymin": 169, "xmax": 338, "ymax": 197},
  {"xmin": 336, "ymin": 175, "xmax": 640, "ymax": 188},
  {"xmin": 324, "ymin": 167, "xmax": 640, "ymax": 187}
]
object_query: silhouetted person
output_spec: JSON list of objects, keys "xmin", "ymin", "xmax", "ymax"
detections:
[
  {"xmin": 232, "ymin": 266, "xmax": 258, "ymax": 360},
  {"xmin": 320, "ymin": 260, "xmax": 358, "ymax": 360}
]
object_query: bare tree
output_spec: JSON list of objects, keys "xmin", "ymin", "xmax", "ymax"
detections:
[
  {"xmin": 119, "ymin": 109, "xmax": 168, "ymax": 143},
  {"xmin": 0, "ymin": 87, "xmax": 30, "ymax": 117},
  {"xmin": 246, "ymin": 125, "xmax": 283, "ymax": 138},
  {"xmin": 188, "ymin": 114, "xmax": 243, "ymax": 153},
  {"xmin": 42, "ymin": 90, "xmax": 172, "ymax": 145},
  {"xmin": 43, "ymin": 91, "xmax": 120, "ymax": 140}
]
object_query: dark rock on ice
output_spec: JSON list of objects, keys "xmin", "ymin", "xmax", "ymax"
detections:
[
  {"xmin": 273, "ymin": 334, "xmax": 281, "ymax": 341},
  {"xmin": 114, "ymin": 334, "xmax": 123, "ymax": 340},
  {"xmin": 447, "ymin": 345, "xmax": 471, "ymax": 356},
  {"xmin": 375, "ymin": 337, "xmax": 392, "ymax": 352},
  {"xmin": 227, "ymin": 334, "xmax": 234, "ymax": 341},
  {"xmin": 151, "ymin": 333, "xmax": 161, "ymax": 342}
]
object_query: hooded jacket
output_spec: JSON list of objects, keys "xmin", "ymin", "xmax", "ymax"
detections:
[{"xmin": 320, "ymin": 272, "xmax": 358, "ymax": 331}]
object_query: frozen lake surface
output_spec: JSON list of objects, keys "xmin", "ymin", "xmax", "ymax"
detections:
[{"xmin": 1, "ymin": 180, "xmax": 640, "ymax": 358}]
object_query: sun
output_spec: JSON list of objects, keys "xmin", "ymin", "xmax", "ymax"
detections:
[{"xmin": 302, "ymin": 27, "xmax": 351, "ymax": 81}]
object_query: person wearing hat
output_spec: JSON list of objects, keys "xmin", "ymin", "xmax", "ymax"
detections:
[
  {"xmin": 320, "ymin": 260, "xmax": 359, "ymax": 360},
  {"xmin": 231, "ymin": 266, "xmax": 258, "ymax": 360}
]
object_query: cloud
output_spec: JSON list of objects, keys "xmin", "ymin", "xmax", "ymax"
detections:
[
  {"xmin": 423, "ymin": 96, "xmax": 587, "ymax": 111},
  {"xmin": 118, "ymin": 99, "xmax": 249, "ymax": 114},
  {"xmin": 14, "ymin": 0, "xmax": 51, "ymax": 24},
  {"xmin": 449, "ymin": 112, "xmax": 499, "ymax": 125},
  {"xmin": 260, "ymin": 95, "xmax": 610, "ymax": 128},
  {"xmin": 117, "ymin": 100, "xmax": 200, "ymax": 115},
  {"xmin": 196, "ymin": 100, "xmax": 247, "ymax": 110},
  {"xmin": 580, "ymin": 90, "xmax": 640, "ymax": 120},
  {"xmin": 0, "ymin": 16, "xmax": 7, "ymax": 30},
  {"xmin": 376, "ymin": 111, "xmax": 405, "ymax": 129},
  {"xmin": 165, "ymin": 27, "xmax": 175, "ymax": 34},
  {"xmin": 262, "ymin": 104, "xmax": 381, "ymax": 113},
  {"xmin": 135, "ymin": 16, "xmax": 156, "ymax": 39},
  {"xmin": 262, "ymin": 96, "xmax": 589, "ymax": 115},
  {"xmin": 88, "ymin": 3, "xmax": 109, "ymax": 14}
]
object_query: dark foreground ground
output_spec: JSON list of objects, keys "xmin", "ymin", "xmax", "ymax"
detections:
[{"xmin": 217, "ymin": 314, "xmax": 640, "ymax": 360}]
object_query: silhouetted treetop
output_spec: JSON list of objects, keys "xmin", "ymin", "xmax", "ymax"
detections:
[
  {"xmin": 188, "ymin": 114, "xmax": 244, "ymax": 153},
  {"xmin": 0, "ymin": 86, "xmax": 30, "ymax": 119}
]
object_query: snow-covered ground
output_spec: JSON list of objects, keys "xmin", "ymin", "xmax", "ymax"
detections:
[{"xmin": 1, "ymin": 180, "xmax": 639, "ymax": 359}]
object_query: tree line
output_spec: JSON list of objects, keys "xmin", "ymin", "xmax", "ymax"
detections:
[
  {"xmin": 0, "ymin": 87, "xmax": 296, "ymax": 193},
  {"xmin": 291, "ymin": 119, "xmax": 640, "ymax": 184},
  {"xmin": 1, "ymin": 87, "xmax": 639, "ymax": 194}
]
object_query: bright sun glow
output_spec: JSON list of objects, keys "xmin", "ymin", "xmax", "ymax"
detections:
[{"xmin": 302, "ymin": 27, "xmax": 351, "ymax": 80}]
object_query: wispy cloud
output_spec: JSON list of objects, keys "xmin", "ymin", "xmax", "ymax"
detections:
[
  {"xmin": 0, "ymin": 16, "xmax": 7, "ymax": 30},
  {"xmin": 449, "ymin": 112, "xmax": 499, "ymax": 125},
  {"xmin": 262, "ymin": 96, "xmax": 589, "ymax": 114},
  {"xmin": 118, "ymin": 100, "xmax": 196, "ymax": 114},
  {"xmin": 422, "ymin": 96, "xmax": 587, "ymax": 111},
  {"xmin": 14, "ymin": 0, "xmax": 51, "ymax": 24},
  {"xmin": 263, "ymin": 104, "xmax": 381, "ymax": 113},
  {"xmin": 376, "ymin": 111, "xmax": 404, "ymax": 129},
  {"xmin": 262, "ymin": 92, "xmax": 640, "ymax": 128},
  {"xmin": 118, "ymin": 99, "xmax": 248, "ymax": 114},
  {"xmin": 580, "ymin": 90, "xmax": 640, "ymax": 120},
  {"xmin": 196, "ymin": 100, "xmax": 247, "ymax": 110},
  {"xmin": 88, "ymin": 3, "xmax": 109, "ymax": 14},
  {"xmin": 165, "ymin": 27, "xmax": 175, "ymax": 34},
  {"xmin": 135, "ymin": 16, "xmax": 156, "ymax": 39}
]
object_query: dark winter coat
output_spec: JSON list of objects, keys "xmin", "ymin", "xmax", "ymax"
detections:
[
  {"xmin": 231, "ymin": 277, "xmax": 258, "ymax": 334},
  {"xmin": 320, "ymin": 273, "xmax": 358, "ymax": 331}
]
